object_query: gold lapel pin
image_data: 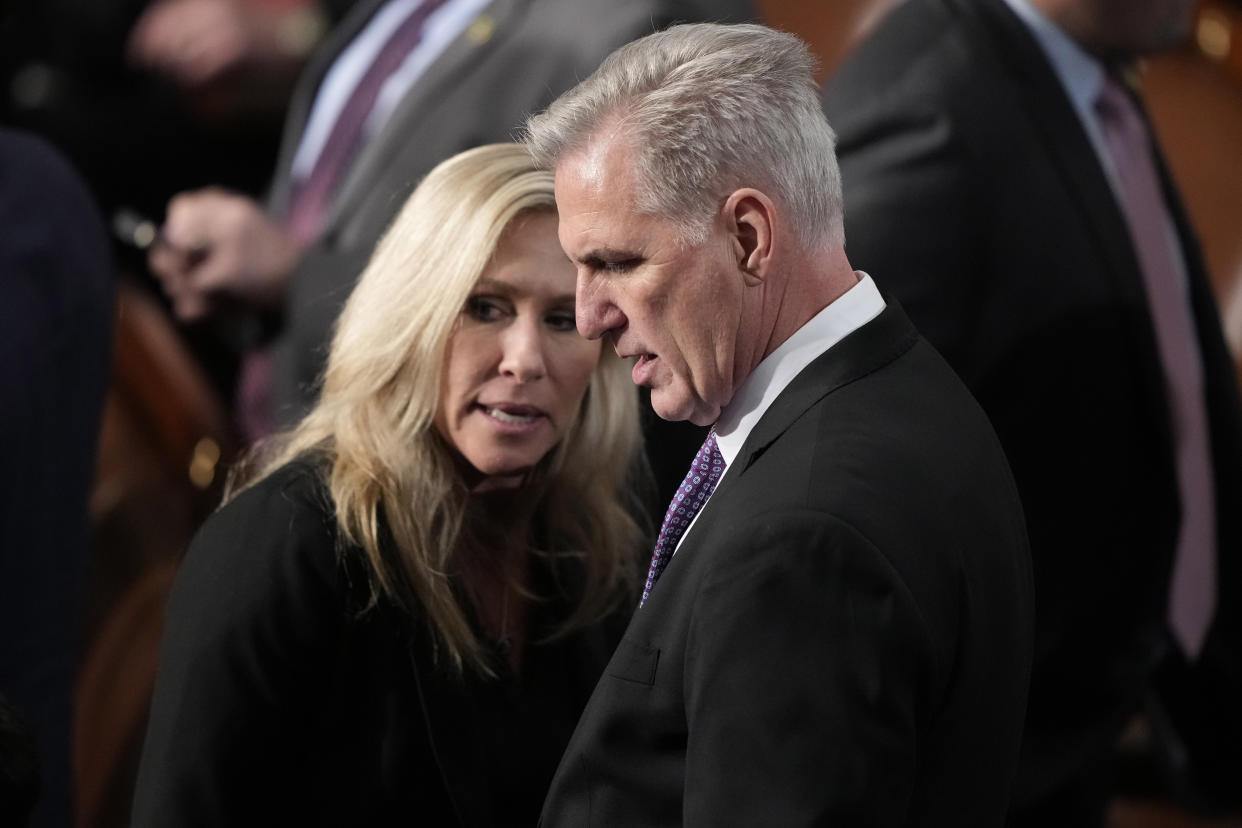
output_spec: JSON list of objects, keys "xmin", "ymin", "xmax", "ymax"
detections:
[{"xmin": 467, "ymin": 13, "xmax": 495, "ymax": 45}]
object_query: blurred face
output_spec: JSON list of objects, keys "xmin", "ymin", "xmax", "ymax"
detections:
[
  {"xmin": 555, "ymin": 140, "xmax": 752, "ymax": 426},
  {"xmin": 1035, "ymin": 0, "xmax": 1195, "ymax": 57},
  {"xmin": 435, "ymin": 211, "xmax": 600, "ymax": 490}
]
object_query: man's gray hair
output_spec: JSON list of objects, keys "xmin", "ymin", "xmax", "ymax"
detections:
[{"xmin": 524, "ymin": 23, "xmax": 844, "ymax": 247}]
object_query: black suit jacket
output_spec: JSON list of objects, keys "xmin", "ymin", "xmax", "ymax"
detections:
[
  {"xmin": 823, "ymin": 0, "xmax": 1242, "ymax": 818},
  {"xmin": 0, "ymin": 128, "xmax": 113, "ymax": 828},
  {"xmin": 131, "ymin": 462, "xmax": 622, "ymax": 827},
  {"xmin": 540, "ymin": 304, "xmax": 1034, "ymax": 827}
]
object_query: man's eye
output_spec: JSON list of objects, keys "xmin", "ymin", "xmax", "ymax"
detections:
[
  {"xmin": 546, "ymin": 311, "xmax": 577, "ymax": 332},
  {"xmin": 602, "ymin": 258, "xmax": 641, "ymax": 273},
  {"xmin": 585, "ymin": 256, "xmax": 641, "ymax": 274},
  {"xmin": 466, "ymin": 296, "xmax": 507, "ymax": 321}
]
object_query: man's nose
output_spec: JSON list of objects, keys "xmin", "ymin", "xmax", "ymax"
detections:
[{"xmin": 576, "ymin": 274, "xmax": 620, "ymax": 341}]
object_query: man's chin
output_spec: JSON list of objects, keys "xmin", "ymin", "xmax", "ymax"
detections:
[
  {"xmin": 683, "ymin": 409, "xmax": 720, "ymax": 427},
  {"xmin": 650, "ymin": 390, "xmax": 719, "ymax": 426},
  {"xmin": 649, "ymin": 391, "xmax": 687, "ymax": 423}
]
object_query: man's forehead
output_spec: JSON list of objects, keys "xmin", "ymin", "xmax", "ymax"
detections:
[
  {"xmin": 555, "ymin": 145, "xmax": 606, "ymax": 194},
  {"xmin": 554, "ymin": 145, "xmax": 642, "ymax": 252},
  {"xmin": 556, "ymin": 131, "xmax": 637, "ymax": 199}
]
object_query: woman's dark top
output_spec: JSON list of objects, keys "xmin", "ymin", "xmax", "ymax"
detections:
[{"xmin": 130, "ymin": 461, "xmax": 626, "ymax": 827}]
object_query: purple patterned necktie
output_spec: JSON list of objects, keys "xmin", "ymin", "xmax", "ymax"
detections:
[
  {"xmin": 641, "ymin": 428, "xmax": 726, "ymax": 607},
  {"xmin": 1096, "ymin": 74, "xmax": 1217, "ymax": 658}
]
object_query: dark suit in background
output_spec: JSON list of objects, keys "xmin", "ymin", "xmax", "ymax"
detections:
[
  {"xmin": 822, "ymin": 0, "xmax": 1242, "ymax": 822},
  {"xmin": 0, "ymin": 128, "xmax": 114, "ymax": 828}
]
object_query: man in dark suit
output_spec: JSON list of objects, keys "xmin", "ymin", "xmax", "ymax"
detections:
[
  {"xmin": 822, "ymin": 0, "xmax": 1242, "ymax": 824},
  {"xmin": 0, "ymin": 128, "xmax": 114, "ymax": 828},
  {"xmin": 524, "ymin": 22, "xmax": 1034, "ymax": 826}
]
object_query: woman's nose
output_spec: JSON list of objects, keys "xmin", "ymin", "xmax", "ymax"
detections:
[{"xmin": 498, "ymin": 319, "xmax": 547, "ymax": 382}]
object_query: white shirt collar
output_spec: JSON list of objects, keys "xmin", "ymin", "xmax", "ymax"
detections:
[
  {"xmin": 668, "ymin": 272, "xmax": 885, "ymax": 556},
  {"xmin": 713, "ymin": 272, "xmax": 886, "ymax": 470}
]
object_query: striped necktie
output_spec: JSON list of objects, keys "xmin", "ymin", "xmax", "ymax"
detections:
[{"xmin": 1095, "ymin": 73, "xmax": 1217, "ymax": 658}]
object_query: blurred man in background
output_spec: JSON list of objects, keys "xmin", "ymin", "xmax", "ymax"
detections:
[
  {"xmin": 0, "ymin": 127, "xmax": 114, "ymax": 828},
  {"xmin": 824, "ymin": 0, "xmax": 1242, "ymax": 823}
]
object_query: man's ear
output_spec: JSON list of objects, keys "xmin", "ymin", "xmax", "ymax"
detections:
[{"xmin": 723, "ymin": 188, "xmax": 775, "ymax": 286}]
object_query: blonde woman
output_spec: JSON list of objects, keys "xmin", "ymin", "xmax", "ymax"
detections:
[{"xmin": 130, "ymin": 143, "xmax": 646, "ymax": 827}]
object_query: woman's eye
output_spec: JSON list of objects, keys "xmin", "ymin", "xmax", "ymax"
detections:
[
  {"xmin": 466, "ymin": 296, "xmax": 506, "ymax": 322},
  {"xmin": 546, "ymin": 311, "xmax": 577, "ymax": 332}
]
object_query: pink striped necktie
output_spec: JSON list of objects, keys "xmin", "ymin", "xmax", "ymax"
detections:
[
  {"xmin": 237, "ymin": 0, "xmax": 448, "ymax": 442},
  {"xmin": 1095, "ymin": 73, "xmax": 1217, "ymax": 658},
  {"xmin": 285, "ymin": 0, "xmax": 449, "ymax": 242},
  {"xmin": 641, "ymin": 428, "xmax": 726, "ymax": 607}
]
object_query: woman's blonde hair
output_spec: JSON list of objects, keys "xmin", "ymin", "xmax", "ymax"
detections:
[{"xmin": 232, "ymin": 143, "xmax": 645, "ymax": 674}]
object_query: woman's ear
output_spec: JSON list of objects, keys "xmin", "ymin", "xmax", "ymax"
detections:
[{"xmin": 723, "ymin": 188, "xmax": 775, "ymax": 286}]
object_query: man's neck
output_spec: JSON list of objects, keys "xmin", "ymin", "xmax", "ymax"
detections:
[{"xmin": 752, "ymin": 243, "xmax": 857, "ymax": 366}]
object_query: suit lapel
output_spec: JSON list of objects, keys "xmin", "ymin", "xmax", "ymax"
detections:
[
  {"xmin": 1149, "ymin": 111, "xmax": 1242, "ymax": 500},
  {"xmin": 663, "ymin": 302, "xmax": 918, "ymax": 580},
  {"xmin": 324, "ymin": 0, "xmax": 527, "ymax": 231},
  {"xmin": 717, "ymin": 302, "xmax": 920, "ymax": 496},
  {"xmin": 962, "ymin": 0, "xmax": 1174, "ymax": 444},
  {"xmin": 965, "ymin": 0, "xmax": 1143, "ymax": 303}
]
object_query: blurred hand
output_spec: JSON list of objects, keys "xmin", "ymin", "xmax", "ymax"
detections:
[
  {"xmin": 149, "ymin": 188, "xmax": 303, "ymax": 322},
  {"xmin": 127, "ymin": 0, "xmax": 296, "ymax": 88}
]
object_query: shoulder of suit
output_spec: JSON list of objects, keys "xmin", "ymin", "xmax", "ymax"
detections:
[
  {"xmin": 190, "ymin": 458, "xmax": 344, "ymax": 590},
  {"xmin": 825, "ymin": 0, "xmax": 1002, "ymax": 115},
  {"xmin": 0, "ymin": 128, "xmax": 108, "ymax": 251},
  {"xmin": 226, "ymin": 458, "xmax": 335, "ymax": 528}
]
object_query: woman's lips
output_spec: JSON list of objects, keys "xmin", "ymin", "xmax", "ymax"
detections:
[{"xmin": 476, "ymin": 403, "xmax": 547, "ymax": 432}]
